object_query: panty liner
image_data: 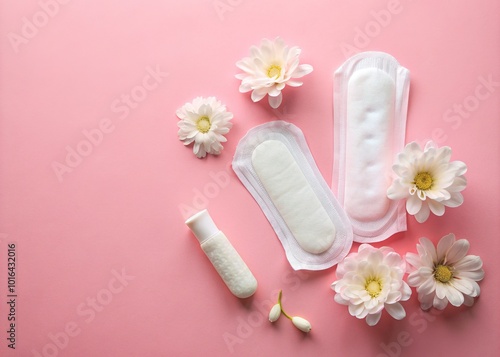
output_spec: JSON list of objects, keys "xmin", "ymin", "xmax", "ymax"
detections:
[
  {"xmin": 233, "ymin": 121, "xmax": 353, "ymax": 270},
  {"xmin": 333, "ymin": 51, "xmax": 410, "ymax": 243}
]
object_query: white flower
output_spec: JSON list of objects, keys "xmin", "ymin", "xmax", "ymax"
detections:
[
  {"xmin": 387, "ymin": 141, "xmax": 467, "ymax": 223},
  {"xmin": 176, "ymin": 97, "xmax": 233, "ymax": 158},
  {"xmin": 291, "ymin": 316, "xmax": 311, "ymax": 333},
  {"xmin": 268, "ymin": 304, "xmax": 281, "ymax": 322},
  {"xmin": 406, "ymin": 233, "xmax": 484, "ymax": 310},
  {"xmin": 331, "ymin": 244, "xmax": 411, "ymax": 326},
  {"xmin": 235, "ymin": 37, "xmax": 313, "ymax": 109}
]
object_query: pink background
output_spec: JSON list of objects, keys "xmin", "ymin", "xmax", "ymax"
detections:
[{"xmin": 1, "ymin": 0, "xmax": 499, "ymax": 356}]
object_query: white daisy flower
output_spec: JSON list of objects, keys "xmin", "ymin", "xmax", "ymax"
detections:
[
  {"xmin": 331, "ymin": 244, "xmax": 411, "ymax": 326},
  {"xmin": 406, "ymin": 233, "xmax": 484, "ymax": 310},
  {"xmin": 387, "ymin": 141, "xmax": 467, "ymax": 223},
  {"xmin": 235, "ymin": 37, "xmax": 313, "ymax": 109},
  {"xmin": 176, "ymin": 97, "xmax": 233, "ymax": 158}
]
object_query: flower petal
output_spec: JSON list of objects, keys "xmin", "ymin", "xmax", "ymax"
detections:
[
  {"xmin": 236, "ymin": 59, "xmax": 255, "ymax": 73},
  {"xmin": 193, "ymin": 142, "xmax": 206, "ymax": 158},
  {"xmin": 405, "ymin": 253, "xmax": 421, "ymax": 270},
  {"xmin": 445, "ymin": 239, "xmax": 470, "ymax": 264},
  {"xmin": 419, "ymin": 292, "xmax": 435, "ymax": 310},
  {"xmin": 276, "ymin": 82, "xmax": 286, "ymax": 90},
  {"xmin": 268, "ymin": 86, "xmax": 281, "ymax": 97},
  {"xmin": 416, "ymin": 276, "xmax": 436, "ymax": 295},
  {"xmin": 437, "ymin": 233, "xmax": 455, "ymax": 259},
  {"xmin": 251, "ymin": 88, "xmax": 268, "ymax": 102},
  {"xmin": 463, "ymin": 295, "xmax": 475, "ymax": 307},
  {"xmin": 448, "ymin": 161, "xmax": 467, "ymax": 176},
  {"xmin": 419, "ymin": 237, "xmax": 438, "ymax": 262},
  {"xmin": 268, "ymin": 92, "xmax": 282, "ymax": 108},
  {"xmin": 450, "ymin": 278, "xmax": 474, "ymax": 296},
  {"xmin": 334, "ymin": 293, "xmax": 349, "ymax": 305},
  {"xmin": 443, "ymin": 284, "xmax": 464, "ymax": 307},
  {"xmin": 383, "ymin": 251, "xmax": 403, "ymax": 268},
  {"xmin": 291, "ymin": 64, "xmax": 313, "ymax": 78},
  {"xmin": 424, "ymin": 140, "xmax": 438, "ymax": 151},
  {"xmin": 406, "ymin": 195, "xmax": 422, "ymax": 215},
  {"xmin": 418, "ymin": 266, "xmax": 434, "ymax": 279},
  {"xmin": 385, "ymin": 303, "xmax": 406, "ymax": 320},
  {"xmin": 414, "ymin": 202, "xmax": 430, "ymax": 223},
  {"xmin": 401, "ymin": 282, "xmax": 412, "ymax": 301},
  {"xmin": 447, "ymin": 176, "xmax": 467, "ymax": 193},
  {"xmin": 239, "ymin": 82, "xmax": 253, "ymax": 93},
  {"xmin": 348, "ymin": 302, "xmax": 364, "ymax": 317},
  {"xmin": 433, "ymin": 168, "xmax": 456, "ymax": 189},
  {"xmin": 428, "ymin": 200, "xmax": 445, "ymax": 216},
  {"xmin": 286, "ymin": 80, "xmax": 303, "ymax": 87},
  {"xmin": 435, "ymin": 145, "xmax": 452, "ymax": 162},
  {"xmin": 385, "ymin": 290, "xmax": 402, "ymax": 304},
  {"xmin": 366, "ymin": 312, "xmax": 382, "ymax": 326},
  {"xmin": 387, "ymin": 179, "xmax": 409, "ymax": 200},
  {"xmin": 433, "ymin": 295, "xmax": 448, "ymax": 310},
  {"xmin": 453, "ymin": 255, "xmax": 483, "ymax": 272},
  {"xmin": 455, "ymin": 269, "xmax": 484, "ymax": 281},
  {"xmin": 443, "ymin": 192, "xmax": 464, "ymax": 208},
  {"xmin": 407, "ymin": 272, "xmax": 423, "ymax": 287},
  {"xmin": 435, "ymin": 283, "xmax": 446, "ymax": 299}
]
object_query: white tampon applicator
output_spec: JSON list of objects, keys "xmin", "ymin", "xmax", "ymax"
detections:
[{"xmin": 185, "ymin": 210, "xmax": 258, "ymax": 298}]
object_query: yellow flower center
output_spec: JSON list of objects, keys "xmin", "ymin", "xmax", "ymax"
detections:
[
  {"xmin": 365, "ymin": 277, "xmax": 383, "ymax": 298},
  {"xmin": 414, "ymin": 172, "xmax": 433, "ymax": 190},
  {"xmin": 267, "ymin": 64, "xmax": 282, "ymax": 78},
  {"xmin": 196, "ymin": 116, "xmax": 211, "ymax": 133},
  {"xmin": 434, "ymin": 264, "xmax": 453, "ymax": 283}
]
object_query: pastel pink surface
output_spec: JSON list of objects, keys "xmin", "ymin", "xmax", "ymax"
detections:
[{"xmin": 0, "ymin": 1, "xmax": 499, "ymax": 356}]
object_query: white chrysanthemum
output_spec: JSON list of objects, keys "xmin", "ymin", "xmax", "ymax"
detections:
[
  {"xmin": 331, "ymin": 245, "xmax": 411, "ymax": 326},
  {"xmin": 387, "ymin": 141, "xmax": 467, "ymax": 223},
  {"xmin": 406, "ymin": 233, "xmax": 484, "ymax": 310},
  {"xmin": 176, "ymin": 97, "xmax": 233, "ymax": 158},
  {"xmin": 235, "ymin": 37, "xmax": 313, "ymax": 109}
]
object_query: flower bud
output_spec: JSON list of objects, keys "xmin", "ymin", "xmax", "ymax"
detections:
[
  {"xmin": 292, "ymin": 316, "xmax": 311, "ymax": 332},
  {"xmin": 269, "ymin": 304, "xmax": 281, "ymax": 322}
]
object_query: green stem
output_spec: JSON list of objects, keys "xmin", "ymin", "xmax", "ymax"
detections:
[{"xmin": 278, "ymin": 290, "xmax": 292, "ymax": 320}]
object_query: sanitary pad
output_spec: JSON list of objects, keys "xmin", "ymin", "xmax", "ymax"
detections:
[
  {"xmin": 333, "ymin": 51, "xmax": 410, "ymax": 243},
  {"xmin": 233, "ymin": 121, "xmax": 353, "ymax": 270}
]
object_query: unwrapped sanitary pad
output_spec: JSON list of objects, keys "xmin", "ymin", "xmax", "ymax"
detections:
[
  {"xmin": 233, "ymin": 121, "xmax": 353, "ymax": 270},
  {"xmin": 333, "ymin": 51, "xmax": 410, "ymax": 243}
]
